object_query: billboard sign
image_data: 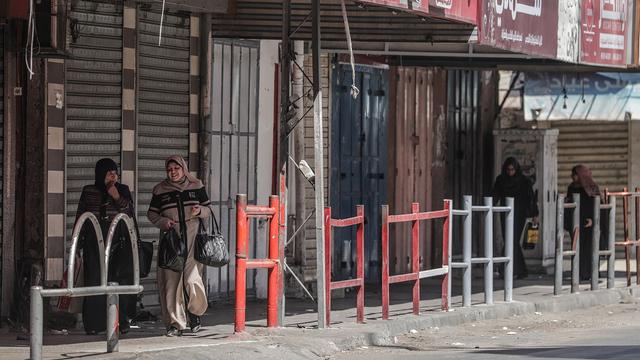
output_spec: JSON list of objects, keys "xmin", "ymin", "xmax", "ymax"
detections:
[
  {"xmin": 580, "ymin": 0, "xmax": 629, "ymax": 66},
  {"xmin": 525, "ymin": 72, "xmax": 640, "ymax": 121},
  {"xmin": 480, "ymin": 0, "xmax": 559, "ymax": 58},
  {"xmin": 426, "ymin": 0, "xmax": 478, "ymax": 24}
]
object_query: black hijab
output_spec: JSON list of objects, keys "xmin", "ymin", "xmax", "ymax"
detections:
[
  {"xmin": 94, "ymin": 158, "xmax": 118, "ymax": 193},
  {"xmin": 495, "ymin": 157, "xmax": 526, "ymax": 196}
]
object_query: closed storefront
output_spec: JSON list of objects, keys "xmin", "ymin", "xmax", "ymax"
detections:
[
  {"xmin": 136, "ymin": 7, "xmax": 191, "ymax": 306},
  {"xmin": 65, "ymin": 0, "xmax": 123, "ymax": 257},
  {"xmin": 0, "ymin": 26, "xmax": 4, "ymax": 287}
]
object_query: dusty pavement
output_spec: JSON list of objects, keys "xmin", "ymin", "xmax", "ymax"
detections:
[{"xmin": 332, "ymin": 297, "xmax": 640, "ymax": 360}]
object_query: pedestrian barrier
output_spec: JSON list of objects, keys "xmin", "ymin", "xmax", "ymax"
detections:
[
  {"xmin": 603, "ymin": 188, "xmax": 638, "ymax": 286},
  {"xmin": 235, "ymin": 194, "xmax": 282, "ymax": 333},
  {"xmin": 586, "ymin": 194, "xmax": 616, "ymax": 290},
  {"xmin": 30, "ymin": 212, "xmax": 143, "ymax": 360},
  {"xmin": 451, "ymin": 196, "xmax": 514, "ymax": 307},
  {"xmin": 324, "ymin": 205, "xmax": 365, "ymax": 325},
  {"xmin": 381, "ymin": 200, "xmax": 452, "ymax": 320},
  {"xmin": 554, "ymin": 194, "xmax": 581, "ymax": 294}
]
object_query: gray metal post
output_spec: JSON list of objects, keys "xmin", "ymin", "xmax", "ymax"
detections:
[
  {"xmin": 311, "ymin": 0, "xmax": 327, "ymax": 329},
  {"xmin": 484, "ymin": 197, "xmax": 494, "ymax": 305},
  {"xmin": 554, "ymin": 195, "xmax": 564, "ymax": 295},
  {"xmin": 462, "ymin": 195, "xmax": 472, "ymax": 307},
  {"xmin": 504, "ymin": 197, "xmax": 514, "ymax": 302},
  {"xmin": 571, "ymin": 193, "xmax": 580, "ymax": 293},
  {"xmin": 107, "ymin": 282, "xmax": 119, "ymax": 353},
  {"xmin": 591, "ymin": 196, "xmax": 601, "ymax": 290},
  {"xmin": 607, "ymin": 196, "xmax": 616, "ymax": 289},
  {"xmin": 30, "ymin": 286, "xmax": 43, "ymax": 360}
]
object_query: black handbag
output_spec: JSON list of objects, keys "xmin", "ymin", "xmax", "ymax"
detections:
[
  {"xmin": 195, "ymin": 211, "xmax": 229, "ymax": 267},
  {"xmin": 158, "ymin": 227, "xmax": 186, "ymax": 272}
]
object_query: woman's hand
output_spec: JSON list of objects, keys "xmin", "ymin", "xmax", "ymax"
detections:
[
  {"xmin": 585, "ymin": 218, "xmax": 593, "ymax": 228},
  {"xmin": 163, "ymin": 219, "xmax": 176, "ymax": 231},
  {"xmin": 191, "ymin": 205, "xmax": 202, "ymax": 217},
  {"xmin": 106, "ymin": 182, "xmax": 120, "ymax": 200}
]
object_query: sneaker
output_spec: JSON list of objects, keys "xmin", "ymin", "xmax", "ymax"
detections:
[
  {"xmin": 188, "ymin": 313, "xmax": 201, "ymax": 333},
  {"xmin": 166, "ymin": 326, "xmax": 182, "ymax": 337}
]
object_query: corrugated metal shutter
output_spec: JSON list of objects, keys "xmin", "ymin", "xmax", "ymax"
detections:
[
  {"xmin": 0, "ymin": 26, "xmax": 4, "ymax": 279},
  {"xmin": 65, "ymin": 1, "xmax": 123, "ymax": 259},
  {"xmin": 552, "ymin": 121, "xmax": 629, "ymax": 240},
  {"xmin": 209, "ymin": 39, "xmax": 259, "ymax": 299},
  {"xmin": 136, "ymin": 7, "xmax": 191, "ymax": 306}
]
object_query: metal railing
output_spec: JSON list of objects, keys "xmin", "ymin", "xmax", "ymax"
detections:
[
  {"xmin": 591, "ymin": 195, "xmax": 616, "ymax": 290},
  {"xmin": 30, "ymin": 212, "xmax": 143, "ymax": 360},
  {"xmin": 450, "ymin": 196, "xmax": 514, "ymax": 307},
  {"xmin": 605, "ymin": 188, "xmax": 640, "ymax": 286},
  {"xmin": 235, "ymin": 194, "xmax": 282, "ymax": 333},
  {"xmin": 380, "ymin": 200, "xmax": 452, "ymax": 319},
  {"xmin": 554, "ymin": 194, "xmax": 580, "ymax": 294},
  {"xmin": 324, "ymin": 205, "xmax": 365, "ymax": 325}
]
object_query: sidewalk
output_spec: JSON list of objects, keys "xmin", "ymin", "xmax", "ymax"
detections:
[{"xmin": 2, "ymin": 266, "xmax": 639, "ymax": 360}]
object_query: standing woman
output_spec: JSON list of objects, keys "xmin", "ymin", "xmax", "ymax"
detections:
[
  {"xmin": 493, "ymin": 157, "xmax": 539, "ymax": 279},
  {"xmin": 147, "ymin": 155, "xmax": 212, "ymax": 337},
  {"xmin": 76, "ymin": 158, "xmax": 135, "ymax": 334},
  {"xmin": 567, "ymin": 164, "xmax": 600, "ymax": 281}
]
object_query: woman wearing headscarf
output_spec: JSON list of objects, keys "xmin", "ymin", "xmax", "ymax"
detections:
[
  {"xmin": 493, "ymin": 157, "xmax": 539, "ymax": 279},
  {"xmin": 567, "ymin": 164, "xmax": 600, "ymax": 281},
  {"xmin": 75, "ymin": 158, "xmax": 135, "ymax": 335},
  {"xmin": 147, "ymin": 155, "xmax": 212, "ymax": 337}
]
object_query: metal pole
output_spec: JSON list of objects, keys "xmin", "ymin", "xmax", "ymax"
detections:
[
  {"xmin": 504, "ymin": 197, "xmax": 514, "ymax": 302},
  {"xmin": 268, "ymin": 196, "xmax": 280, "ymax": 328},
  {"xmin": 381, "ymin": 205, "xmax": 390, "ymax": 319},
  {"xmin": 608, "ymin": 196, "xmax": 617, "ymax": 289},
  {"xmin": 30, "ymin": 286, "xmax": 43, "ymax": 360},
  {"xmin": 356, "ymin": 205, "xmax": 365, "ymax": 323},
  {"xmin": 623, "ymin": 189, "xmax": 631, "ymax": 286},
  {"xmin": 571, "ymin": 193, "xmax": 580, "ymax": 293},
  {"xmin": 235, "ymin": 194, "xmax": 248, "ymax": 333},
  {"xmin": 324, "ymin": 207, "xmax": 332, "ymax": 326},
  {"xmin": 484, "ymin": 197, "xmax": 494, "ymax": 305},
  {"xmin": 311, "ymin": 0, "xmax": 327, "ymax": 329},
  {"xmin": 554, "ymin": 195, "xmax": 564, "ymax": 295},
  {"xmin": 411, "ymin": 203, "xmax": 420, "ymax": 315},
  {"xmin": 445, "ymin": 199, "xmax": 453, "ymax": 310},
  {"xmin": 462, "ymin": 196, "xmax": 472, "ymax": 307},
  {"xmin": 591, "ymin": 196, "xmax": 601, "ymax": 290},
  {"xmin": 106, "ymin": 282, "xmax": 119, "ymax": 353}
]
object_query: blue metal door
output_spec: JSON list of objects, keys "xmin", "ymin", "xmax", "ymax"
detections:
[{"xmin": 331, "ymin": 64, "xmax": 388, "ymax": 282}]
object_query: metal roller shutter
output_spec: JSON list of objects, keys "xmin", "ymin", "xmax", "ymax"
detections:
[
  {"xmin": 136, "ymin": 7, "xmax": 191, "ymax": 306},
  {"xmin": 0, "ymin": 26, "xmax": 4, "ymax": 278},
  {"xmin": 65, "ymin": 1, "xmax": 122, "ymax": 258},
  {"xmin": 552, "ymin": 121, "xmax": 629, "ymax": 240}
]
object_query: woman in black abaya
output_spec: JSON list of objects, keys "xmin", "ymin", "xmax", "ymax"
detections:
[{"xmin": 493, "ymin": 157, "xmax": 539, "ymax": 279}]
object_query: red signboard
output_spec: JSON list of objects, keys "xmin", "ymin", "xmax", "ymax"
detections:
[
  {"xmin": 427, "ymin": 0, "xmax": 478, "ymax": 24},
  {"xmin": 580, "ymin": 0, "xmax": 628, "ymax": 66},
  {"xmin": 480, "ymin": 0, "xmax": 558, "ymax": 58},
  {"xmin": 358, "ymin": 0, "xmax": 409, "ymax": 10}
]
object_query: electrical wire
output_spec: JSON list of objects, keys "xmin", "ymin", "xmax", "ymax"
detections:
[
  {"xmin": 25, "ymin": 0, "xmax": 36, "ymax": 79},
  {"xmin": 158, "ymin": 0, "xmax": 166, "ymax": 46},
  {"xmin": 340, "ymin": 0, "xmax": 359, "ymax": 99}
]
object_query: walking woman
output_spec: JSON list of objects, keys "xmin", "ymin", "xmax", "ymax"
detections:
[
  {"xmin": 147, "ymin": 155, "xmax": 212, "ymax": 336},
  {"xmin": 493, "ymin": 157, "xmax": 539, "ymax": 279},
  {"xmin": 76, "ymin": 158, "xmax": 135, "ymax": 334},
  {"xmin": 567, "ymin": 164, "xmax": 600, "ymax": 281}
]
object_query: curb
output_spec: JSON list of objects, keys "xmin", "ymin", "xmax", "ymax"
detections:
[{"xmin": 131, "ymin": 286, "xmax": 640, "ymax": 359}]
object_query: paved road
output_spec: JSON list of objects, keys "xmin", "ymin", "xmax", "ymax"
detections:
[{"xmin": 332, "ymin": 300, "xmax": 640, "ymax": 360}]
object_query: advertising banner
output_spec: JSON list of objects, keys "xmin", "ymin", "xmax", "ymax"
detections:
[
  {"xmin": 524, "ymin": 72, "xmax": 640, "ymax": 121},
  {"xmin": 359, "ymin": 0, "xmax": 409, "ymax": 10},
  {"xmin": 580, "ymin": 0, "xmax": 629, "ymax": 66},
  {"xmin": 480, "ymin": 0, "xmax": 559, "ymax": 58},
  {"xmin": 425, "ymin": 0, "xmax": 478, "ymax": 24}
]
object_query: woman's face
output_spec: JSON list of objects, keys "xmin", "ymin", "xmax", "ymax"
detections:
[
  {"xmin": 104, "ymin": 170, "xmax": 118, "ymax": 185},
  {"xmin": 506, "ymin": 164, "xmax": 516, "ymax": 177},
  {"xmin": 571, "ymin": 172, "xmax": 579, "ymax": 183},
  {"xmin": 166, "ymin": 162, "xmax": 185, "ymax": 183}
]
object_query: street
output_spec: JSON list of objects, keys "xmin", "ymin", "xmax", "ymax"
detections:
[{"xmin": 332, "ymin": 298, "xmax": 640, "ymax": 360}]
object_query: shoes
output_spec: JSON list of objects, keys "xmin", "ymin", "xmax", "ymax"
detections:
[
  {"xmin": 166, "ymin": 326, "xmax": 183, "ymax": 337},
  {"xmin": 85, "ymin": 330, "xmax": 98, "ymax": 335},
  {"xmin": 188, "ymin": 313, "xmax": 201, "ymax": 333}
]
